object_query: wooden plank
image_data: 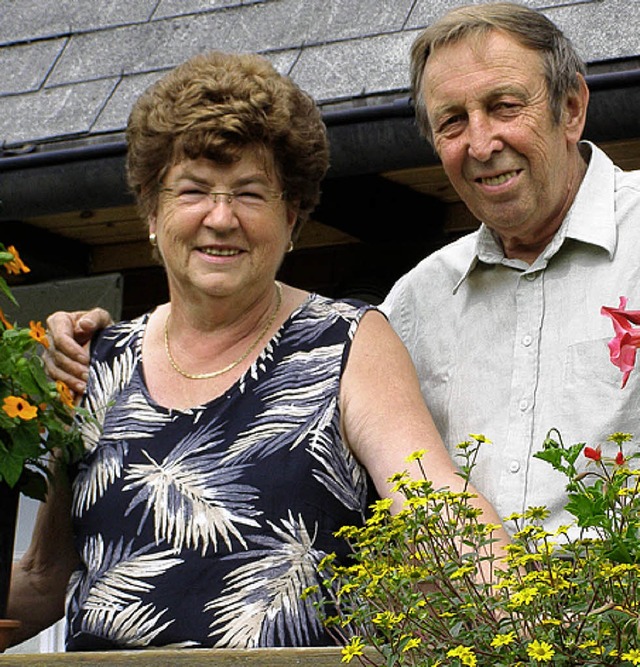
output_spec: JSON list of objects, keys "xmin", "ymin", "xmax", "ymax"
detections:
[
  {"xmin": 28, "ymin": 206, "xmax": 141, "ymax": 227},
  {"xmin": 0, "ymin": 647, "xmax": 361, "ymax": 667},
  {"xmin": 598, "ymin": 138, "xmax": 640, "ymax": 170},
  {"xmin": 382, "ymin": 163, "xmax": 457, "ymax": 203},
  {"xmin": 27, "ymin": 206, "xmax": 147, "ymax": 246},
  {"xmin": 90, "ymin": 241, "xmax": 158, "ymax": 273}
]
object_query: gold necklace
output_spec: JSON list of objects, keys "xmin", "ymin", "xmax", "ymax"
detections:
[{"xmin": 164, "ymin": 282, "xmax": 282, "ymax": 380}]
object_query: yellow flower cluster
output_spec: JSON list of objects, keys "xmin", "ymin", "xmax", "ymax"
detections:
[{"xmin": 316, "ymin": 433, "xmax": 640, "ymax": 667}]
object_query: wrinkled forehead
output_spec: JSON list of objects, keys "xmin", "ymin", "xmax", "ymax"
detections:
[
  {"xmin": 423, "ymin": 29, "xmax": 545, "ymax": 94},
  {"xmin": 161, "ymin": 141, "xmax": 281, "ymax": 186}
]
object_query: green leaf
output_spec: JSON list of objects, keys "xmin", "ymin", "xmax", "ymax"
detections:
[
  {"xmin": 0, "ymin": 447, "xmax": 24, "ymax": 487},
  {"xmin": 17, "ymin": 468, "xmax": 49, "ymax": 501},
  {"xmin": 0, "ymin": 274, "xmax": 18, "ymax": 306},
  {"xmin": 564, "ymin": 492, "xmax": 609, "ymax": 529}
]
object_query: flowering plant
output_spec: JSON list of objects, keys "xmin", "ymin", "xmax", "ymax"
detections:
[
  {"xmin": 318, "ymin": 433, "xmax": 640, "ymax": 666},
  {"xmin": 316, "ymin": 297, "xmax": 640, "ymax": 666},
  {"xmin": 0, "ymin": 243, "xmax": 85, "ymax": 500}
]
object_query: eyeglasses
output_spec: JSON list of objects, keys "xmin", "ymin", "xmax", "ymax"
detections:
[{"xmin": 160, "ymin": 185, "xmax": 285, "ymax": 214}]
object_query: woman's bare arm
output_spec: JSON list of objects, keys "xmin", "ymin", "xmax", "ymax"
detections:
[
  {"xmin": 340, "ymin": 310, "xmax": 509, "ymax": 551},
  {"xmin": 6, "ymin": 461, "xmax": 79, "ymax": 645}
]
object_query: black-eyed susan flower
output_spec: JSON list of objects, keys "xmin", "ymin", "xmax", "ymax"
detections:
[
  {"xmin": 2, "ymin": 395, "xmax": 38, "ymax": 420},
  {"xmin": 3, "ymin": 245, "xmax": 30, "ymax": 275},
  {"xmin": 28, "ymin": 320, "xmax": 49, "ymax": 348}
]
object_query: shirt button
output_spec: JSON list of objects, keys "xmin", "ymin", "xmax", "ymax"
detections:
[
  {"xmin": 519, "ymin": 399, "xmax": 528, "ymax": 411},
  {"xmin": 525, "ymin": 272, "xmax": 538, "ymax": 282},
  {"xmin": 509, "ymin": 460, "xmax": 520, "ymax": 473},
  {"xmin": 522, "ymin": 334, "xmax": 533, "ymax": 347}
]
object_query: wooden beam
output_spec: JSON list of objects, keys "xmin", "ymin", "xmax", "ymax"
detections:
[{"xmin": 0, "ymin": 647, "xmax": 357, "ymax": 666}]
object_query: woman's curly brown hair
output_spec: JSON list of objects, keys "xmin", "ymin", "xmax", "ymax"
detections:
[{"xmin": 126, "ymin": 51, "xmax": 329, "ymax": 237}]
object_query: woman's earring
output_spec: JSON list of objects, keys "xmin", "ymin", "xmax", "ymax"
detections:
[
  {"xmin": 287, "ymin": 241, "xmax": 294, "ymax": 253},
  {"xmin": 149, "ymin": 232, "xmax": 157, "ymax": 247}
]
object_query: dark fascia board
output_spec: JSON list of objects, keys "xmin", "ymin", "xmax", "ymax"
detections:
[{"xmin": 0, "ymin": 69, "xmax": 639, "ymax": 221}]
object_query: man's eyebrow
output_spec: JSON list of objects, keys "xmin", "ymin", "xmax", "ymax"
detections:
[
  {"xmin": 431, "ymin": 85, "xmax": 528, "ymax": 117},
  {"xmin": 429, "ymin": 102, "xmax": 465, "ymax": 124}
]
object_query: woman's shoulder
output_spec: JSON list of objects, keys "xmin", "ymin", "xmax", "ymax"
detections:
[{"xmin": 278, "ymin": 293, "xmax": 379, "ymax": 352}]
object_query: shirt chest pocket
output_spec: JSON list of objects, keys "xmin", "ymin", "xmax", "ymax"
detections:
[{"xmin": 561, "ymin": 337, "xmax": 629, "ymax": 420}]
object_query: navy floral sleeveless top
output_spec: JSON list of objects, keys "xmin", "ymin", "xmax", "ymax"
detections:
[{"xmin": 66, "ymin": 294, "xmax": 378, "ymax": 650}]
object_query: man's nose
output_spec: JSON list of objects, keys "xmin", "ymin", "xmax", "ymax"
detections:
[{"xmin": 467, "ymin": 113, "xmax": 503, "ymax": 162}]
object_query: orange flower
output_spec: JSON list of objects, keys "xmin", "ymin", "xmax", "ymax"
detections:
[
  {"xmin": 2, "ymin": 395, "xmax": 38, "ymax": 420},
  {"xmin": 0, "ymin": 307, "xmax": 13, "ymax": 330},
  {"xmin": 4, "ymin": 245, "xmax": 30, "ymax": 275},
  {"xmin": 56, "ymin": 381, "xmax": 75, "ymax": 410},
  {"xmin": 28, "ymin": 320, "xmax": 49, "ymax": 348}
]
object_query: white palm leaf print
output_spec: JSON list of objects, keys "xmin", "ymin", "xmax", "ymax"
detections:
[
  {"xmin": 81, "ymin": 347, "xmax": 137, "ymax": 452},
  {"xmin": 308, "ymin": 428, "xmax": 369, "ymax": 514},
  {"xmin": 123, "ymin": 422, "xmax": 261, "ymax": 554},
  {"xmin": 223, "ymin": 345, "xmax": 344, "ymax": 463},
  {"xmin": 72, "ymin": 440, "xmax": 128, "ymax": 516},
  {"xmin": 74, "ymin": 391, "xmax": 172, "ymax": 516},
  {"xmin": 239, "ymin": 337, "xmax": 279, "ymax": 393},
  {"xmin": 284, "ymin": 296, "xmax": 362, "ymax": 347},
  {"xmin": 100, "ymin": 386, "xmax": 173, "ymax": 443},
  {"xmin": 71, "ymin": 534, "xmax": 182, "ymax": 647},
  {"xmin": 85, "ymin": 600, "xmax": 174, "ymax": 648},
  {"xmin": 205, "ymin": 512, "xmax": 324, "ymax": 647}
]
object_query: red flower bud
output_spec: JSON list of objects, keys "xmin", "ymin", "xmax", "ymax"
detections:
[
  {"xmin": 615, "ymin": 451, "xmax": 625, "ymax": 466},
  {"xmin": 584, "ymin": 446, "xmax": 602, "ymax": 462}
]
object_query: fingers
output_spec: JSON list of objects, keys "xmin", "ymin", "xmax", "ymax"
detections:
[
  {"xmin": 42, "ymin": 344, "xmax": 89, "ymax": 396},
  {"xmin": 74, "ymin": 308, "xmax": 113, "ymax": 340},
  {"xmin": 43, "ymin": 308, "xmax": 113, "ymax": 396}
]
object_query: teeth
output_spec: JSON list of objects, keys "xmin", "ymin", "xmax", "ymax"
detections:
[
  {"xmin": 480, "ymin": 171, "xmax": 518, "ymax": 186},
  {"xmin": 201, "ymin": 248, "xmax": 240, "ymax": 256}
]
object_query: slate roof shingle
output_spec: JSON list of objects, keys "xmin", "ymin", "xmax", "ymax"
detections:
[{"xmin": 1, "ymin": 0, "xmax": 639, "ymax": 150}]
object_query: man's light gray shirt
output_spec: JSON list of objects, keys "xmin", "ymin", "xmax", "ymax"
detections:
[{"xmin": 382, "ymin": 142, "xmax": 640, "ymax": 531}]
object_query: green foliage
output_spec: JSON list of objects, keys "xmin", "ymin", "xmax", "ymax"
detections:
[
  {"xmin": 0, "ymin": 243, "xmax": 86, "ymax": 500},
  {"xmin": 318, "ymin": 434, "xmax": 640, "ymax": 666}
]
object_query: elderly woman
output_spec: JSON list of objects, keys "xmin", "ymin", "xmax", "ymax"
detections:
[{"xmin": 9, "ymin": 51, "xmax": 508, "ymax": 650}]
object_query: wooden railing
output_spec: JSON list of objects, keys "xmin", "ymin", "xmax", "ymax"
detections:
[{"xmin": 0, "ymin": 647, "xmax": 358, "ymax": 667}]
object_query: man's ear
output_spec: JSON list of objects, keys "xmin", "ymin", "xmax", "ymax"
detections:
[{"xmin": 563, "ymin": 73, "xmax": 589, "ymax": 144}]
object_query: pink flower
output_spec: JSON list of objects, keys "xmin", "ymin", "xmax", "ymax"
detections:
[{"xmin": 601, "ymin": 297, "xmax": 640, "ymax": 388}]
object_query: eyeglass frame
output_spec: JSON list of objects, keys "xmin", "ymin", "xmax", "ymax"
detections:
[{"xmin": 158, "ymin": 185, "xmax": 287, "ymax": 213}]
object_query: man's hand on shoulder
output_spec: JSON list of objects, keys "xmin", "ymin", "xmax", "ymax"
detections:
[{"xmin": 44, "ymin": 308, "xmax": 113, "ymax": 396}]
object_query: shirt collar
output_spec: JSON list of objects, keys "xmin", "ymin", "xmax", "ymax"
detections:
[{"xmin": 454, "ymin": 141, "xmax": 616, "ymax": 293}]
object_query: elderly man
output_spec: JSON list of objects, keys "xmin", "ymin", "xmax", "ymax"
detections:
[{"xmin": 381, "ymin": 2, "xmax": 640, "ymax": 530}]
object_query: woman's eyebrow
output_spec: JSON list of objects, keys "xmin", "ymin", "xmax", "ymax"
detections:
[{"xmin": 171, "ymin": 170, "xmax": 272, "ymax": 187}]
